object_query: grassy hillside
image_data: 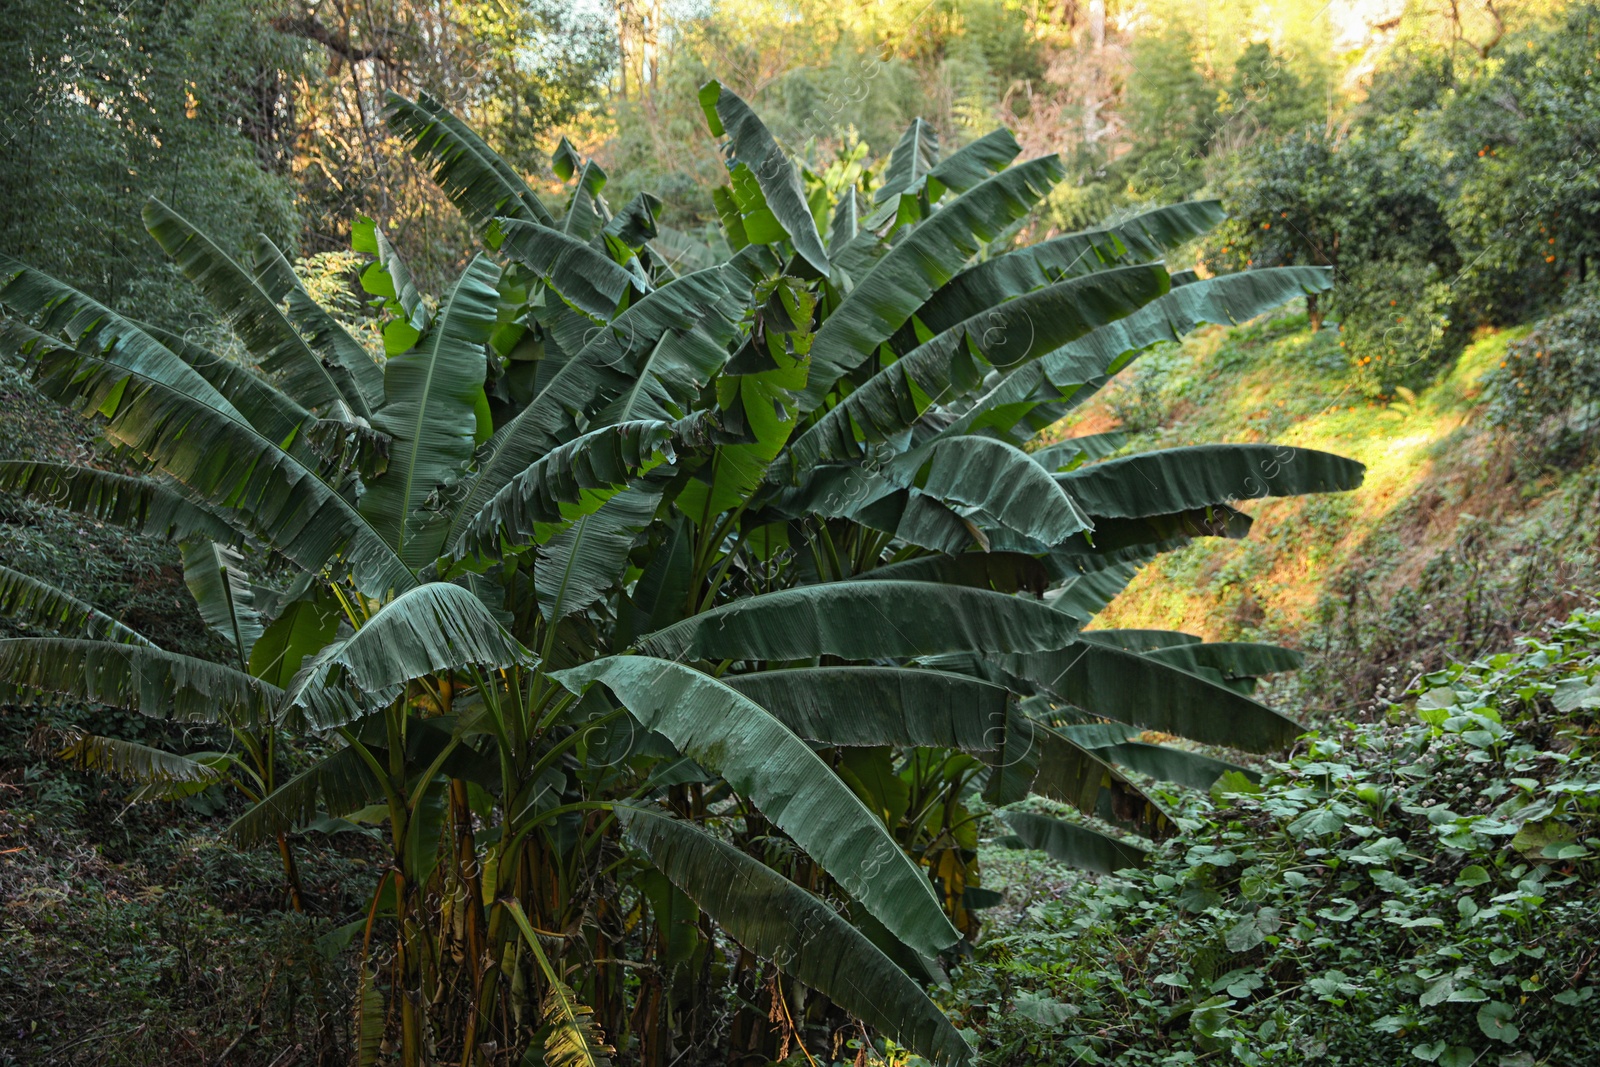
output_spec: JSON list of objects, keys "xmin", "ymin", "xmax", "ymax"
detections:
[{"xmin": 1059, "ymin": 306, "xmax": 1600, "ymax": 718}]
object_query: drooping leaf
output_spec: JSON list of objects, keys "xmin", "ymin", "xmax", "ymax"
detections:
[
  {"xmin": 56, "ymin": 730, "xmax": 226, "ymax": 790},
  {"xmin": 497, "ymin": 218, "xmax": 639, "ymax": 320},
  {"xmin": 1059, "ymin": 726, "xmax": 1256, "ymax": 791},
  {"xmin": 131, "ymin": 321, "xmax": 317, "ymax": 449},
  {"xmin": 556, "ymin": 657, "xmax": 960, "ymax": 956},
  {"xmin": 1030, "ymin": 432, "xmax": 1128, "ymax": 471},
  {"xmin": 28, "ymin": 346, "xmax": 413, "ymax": 596},
  {"xmin": 226, "ymin": 745, "xmax": 383, "ymax": 847},
  {"xmin": 0, "ymin": 255, "xmax": 240, "ymax": 418},
  {"xmin": 1017, "ymin": 716, "xmax": 1172, "ymax": 838},
  {"xmin": 539, "ymin": 979, "xmax": 616, "ymax": 1067},
  {"xmin": 452, "ymin": 419, "xmax": 700, "ymax": 562},
  {"xmin": 850, "ymin": 552, "xmax": 1051, "ymax": 594},
  {"xmin": 443, "ymin": 268, "xmax": 737, "ymax": 552},
  {"xmin": 1046, "ymin": 506, "xmax": 1253, "ymax": 577},
  {"xmin": 925, "ymin": 128, "xmax": 1022, "ymax": 196},
  {"xmin": 1059, "ymin": 444, "xmax": 1365, "ymax": 518},
  {"xmin": 635, "ymin": 581, "xmax": 1082, "ymax": 662},
  {"xmin": 0, "ymin": 462, "xmax": 237, "ymax": 545},
  {"xmin": 536, "ymin": 486, "xmax": 662, "ymax": 621},
  {"xmin": 617, "ymin": 805, "xmax": 971, "ymax": 1066},
  {"xmin": 360, "ymin": 254, "xmax": 500, "ymax": 567},
  {"xmin": 0, "ymin": 638, "xmax": 279, "ymax": 724},
  {"xmin": 1143, "ymin": 641, "xmax": 1303, "ymax": 680},
  {"xmin": 281, "ymin": 582, "xmax": 534, "ymax": 729},
  {"xmin": 181, "ymin": 540, "xmax": 264, "ymax": 662},
  {"xmin": 1003, "ymin": 641, "xmax": 1304, "ymax": 751},
  {"xmin": 891, "ymin": 435, "xmax": 1092, "ymax": 546},
  {"xmin": 143, "ymin": 198, "xmax": 356, "ymax": 415},
  {"xmin": 893, "ymin": 201, "xmax": 1226, "ymax": 356},
  {"xmin": 721, "ymin": 666, "xmax": 1010, "ymax": 750},
  {"xmin": 1078, "ymin": 629, "xmax": 1202, "ymax": 652},
  {"xmin": 0, "ymin": 565, "xmax": 153, "ymax": 646},
  {"xmin": 1000, "ymin": 809, "xmax": 1148, "ymax": 875},
  {"xmin": 1045, "ymin": 559, "xmax": 1149, "ymax": 622},
  {"xmin": 384, "ymin": 90, "xmax": 556, "ymax": 231},
  {"xmin": 700, "ymin": 81, "xmax": 830, "ymax": 277},
  {"xmin": 952, "ymin": 266, "xmax": 1334, "ymax": 441}
]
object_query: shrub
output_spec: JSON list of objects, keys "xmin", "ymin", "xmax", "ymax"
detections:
[
  {"xmin": 1484, "ymin": 286, "xmax": 1600, "ymax": 469},
  {"xmin": 953, "ymin": 609, "xmax": 1600, "ymax": 1065}
]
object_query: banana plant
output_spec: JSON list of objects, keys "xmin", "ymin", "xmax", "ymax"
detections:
[{"xmin": 0, "ymin": 82, "xmax": 1361, "ymax": 1067}]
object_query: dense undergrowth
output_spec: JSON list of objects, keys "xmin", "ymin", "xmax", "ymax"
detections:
[{"xmin": 955, "ymin": 609, "xmax": 1600, "ymax": 1065}]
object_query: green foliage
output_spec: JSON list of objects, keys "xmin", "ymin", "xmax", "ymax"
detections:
[
  {"xmin": 954, "ymin": 609, "xmax": 1600, "ymax": 1065},
  {"xmin": 0, "ymin": 82, "xmax": 1358, "ymax": 1065},
  {"xmin": 1484, "ymin": 285, "xmax": 1600, "ymax": 469}
]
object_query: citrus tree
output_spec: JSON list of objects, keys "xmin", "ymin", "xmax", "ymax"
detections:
[{"xmin": 0, "ymin": 83, "xmax": 1360, "ymax": 1066}]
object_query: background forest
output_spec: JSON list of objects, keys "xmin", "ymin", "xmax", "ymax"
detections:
[{"xmin": 3, "ymin": 0, "xmax": 1600, "ymax": 1064}]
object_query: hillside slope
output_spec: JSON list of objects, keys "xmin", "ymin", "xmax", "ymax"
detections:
[{"xmin": 1062, "ymin": 307, "xmax": 1600, "ymax": 717}]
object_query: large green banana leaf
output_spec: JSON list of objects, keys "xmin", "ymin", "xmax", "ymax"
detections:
[
  {"xmin": 360, "ymin": 254, "xmax": 500, "ymax": 567},
  {"xmin": 1059, "ymin": 444, "xmax": 1365, "ymax": 518},
  {"xmin": 451, "ymin": 419, "xmax": 695, "ymax": 562},
  {"xmin": 0, "ymin": 565, "xmax": 153, "ymax": 646},
  {"xmin": 227, "ymin": 745, "xmax": 381, "ymax": 847},
  {"xmin": 28, "ymin": 344, "xmax": 413, "ymax": 596},
  {"xmin": 249, "ymin": 593, "xmax": 343, "ymax": 689},
  {"xmin": 850, "ymin": 552, "xmax": 1051, "ymax": 594},
  {"xmin": 535, "ymin": 486, "xmax": 662, "ymax": 621},
  {"xmin": 618, "ymin": 805, "xmax": 970, "ymax": 1066},
  {"xmin": 281, "ymin": 582, "xmax": 533, "ymax": 729},
  {"xmin": 1030, "ymin": 431, "xmax": 1128, "ymax": 471},
  {"xmin": 890, "ymin": 201, "xmax": 1225, "ymax": 354},
  {"xmin": 1059, "ymin": 724, "xmax": 1256, "ymax": 791},
  {"xmin": 876, "ymin": 118, "xmax": 940, "ymax": 206},
  {"xmin": 0, "ymin": 461, "xmax": 237, "ymax": 545},
  {"xmin": 721, "ymin": 666, "xmax": 1010, "ymax": 750},
  {"xmin": 951, "ymin": 266, "xmax": 1334, "ymax": 441},
  {"xmin": 143, "ymin": 198, "xmax": 356, "ymax": 415},
  {"xmin": 782, "ymin": 263, "xmax": 1170, "ymax": 475},
  {"xmin": 1018, "ymin": 717, "xmax": 1172, "ymax": 839},
  {"xmin": 1044, "ymin": 561, "xmax": 1149, "ymax": 623},
  {"xmin": 797, "ymin": 156, "xmax": 1066, "ymax": 412},
  {"xmin": 131, "ymin": 321, "xmax": 317, "ymax": 450},
  {"xmin": 1078, "ymin": 629, "xmax": 1201, "ymax": 651},
  {"xmin": 1044, "ymin": 506, "xmax": 1252, "ymax": 577},
  {"xmin": 181, "ymin": 541, "xmax": 264, "ymax": 663},
  {"xmin": 0, "ymin": 638, "xmax": 279, "ymax": 724},
  {"xmin": 1142, "ymin": 641, "xmax": 1303, "ymax": 679},
  {"xmin": 635, "ymin": 581, "xmax": 1082, "ymax": 662},
  {"xmin": 699, "ymin": 81, "xmax": 830, "ymax": 277},
  {"xmin": 890, "ymin": 435, "xmax": 1092, "ymax": 546},
  {"xmin": 924, "ymin": 127, "xmax": 1022, "ymax": 197},
  {"xmin": 443, "ymin": 268, "xmax": 736, "ymax": 551},
  {"xmin": 56, "ymin": 732, "xmax": 227, "ymax": 795},
  {"xmin": 1003, "ymin": 641, "xmax": 1303, "ymax": 751},
  {"xmin": 556, "ymin": 657, "xmax": 961, "ymax": 956},
  {"xmin": 0, "ymin": 255, "xmax": 240, "ymax": 419},
  {"xmin": 384, "ymin": 90, "xmax": 557, "ymax": 232},
  {"xmin": 1000, "ymin": 810, "xmax": 1148, "ymax": 875},
  {"xmin": 496, "ymin": 218, "xmax": 640, "ymax": 320}
]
